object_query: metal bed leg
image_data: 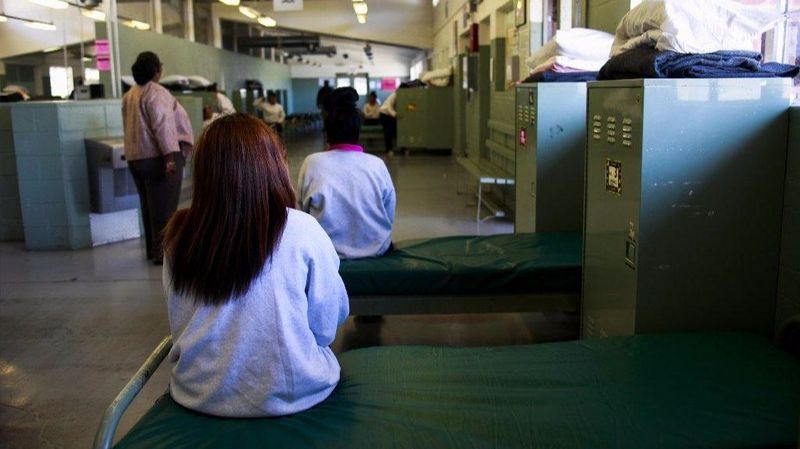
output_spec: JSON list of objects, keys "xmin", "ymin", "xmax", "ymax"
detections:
[
  {"xmin": 476, "ymin": 182, "xmax": 483, "ymax": 224},
  {"xmin": 92, "ymin": 336, "xmax": 173, "ymax": 449}
]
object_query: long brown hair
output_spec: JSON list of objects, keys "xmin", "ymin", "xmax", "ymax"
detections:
[{"xmin": 164, "ymin": 114, "xmax": 296, "ymax": 305}]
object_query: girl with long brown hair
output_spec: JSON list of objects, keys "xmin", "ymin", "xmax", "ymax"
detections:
[{"xmin": 162, "ymin": 114, "xmax": 348, "ymax": 417}]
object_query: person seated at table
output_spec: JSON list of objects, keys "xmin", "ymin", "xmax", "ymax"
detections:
[
  {"xmin": 298, "ymin": 87, "xmax": 396, "ymax": 259},
  {"xmin": 362, "ymin": 91, "xmax": 381, "ymax": 125},
  {"xmin": 162, "ymin": 114, "xmax": 349, "ymax": 418}
]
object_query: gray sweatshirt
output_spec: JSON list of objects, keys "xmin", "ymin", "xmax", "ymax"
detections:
[
  {"xmin": 298, "ymin": 148, "xmax": 396, "ymax": 259},
  {"xmin": 164, "ymin": 209, "xmax": 349, "ymax": 417}
]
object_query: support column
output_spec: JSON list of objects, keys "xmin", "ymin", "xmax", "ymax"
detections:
[
  {"xmin": 184, "ymin": 0, "xmax": 195, "ymax": 41},
  {"xmin": 104, "ymin": 0, "xmax": 122, "ymax": 98},
  {"xmin": 153, "ymin": 0, "xmax": 163, "ymax": 34}
]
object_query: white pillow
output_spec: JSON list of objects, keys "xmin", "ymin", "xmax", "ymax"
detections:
[
  {"xmin": 159, "ymin": 75, "xmax": 190, "ymax": 86},
  {"xmin": 420, "ymin": 67, "xmax": 453, "ymax": 83},
  {"xmin": 187, "ymin": 75, "xmax": 213, "ymax": 88},
  {"xmin": 526, "ymin": 28, "xmax": 614, "ymax": 69}
]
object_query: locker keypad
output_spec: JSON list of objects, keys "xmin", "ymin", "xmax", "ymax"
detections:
[
  {"xmin": 606, "ymin": 116, "xmax": 617, "ymax": 145},
  {"xmin": 592, "ymin": 115, "xmax": 602, "ymax": 140},
  {"xmin": 622, "ymin": 117, "xmax": 633, "ymax": 147}
]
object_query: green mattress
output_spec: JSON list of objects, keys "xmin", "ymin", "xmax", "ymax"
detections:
[
  {"xmin": 115, "ymin": 333, "xmax": 800, "ymax": 449},
  {"xmin": 339, "ymin": 232, "xmax": 581, "ymax": 296}
]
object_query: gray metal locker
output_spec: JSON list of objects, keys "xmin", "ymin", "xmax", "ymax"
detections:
[
  {"xmin": 582, "ymin": 79, "xmax": 791, "ymax": 339},
  {"xmin": 397, "ymin": 87, "xmax": 454, "ymax": 150},
  {"xmin": 515, "ymin": 82, "xmax": 587, "ymax": 233}
]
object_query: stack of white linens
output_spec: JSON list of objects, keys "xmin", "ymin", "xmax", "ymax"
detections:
[
  {"xmin": 610, "ymin": 0, "xmax": 781, "ymax": 58},
  {"xmin": 420, "ymin": 67, "xmax": 453, "ymax": 87},
  {"xmin": 526, "ymin": 28, "xmax": 615, "ymax": 76}
]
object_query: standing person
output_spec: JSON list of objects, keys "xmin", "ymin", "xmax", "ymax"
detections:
[
  {"xmin": 316, "ymin": 80, "xmax": 333, "ymax": 121},
  {"xmin": 379, "ymin": 84, "xmax": 408, "ymax": 155},
  {"xmin": 122, "ymin": 51, "xmax": 193, "ymax": 265},
  {"xmin": 254, "ymin": 91, "xmax": 286, "ymax": 135},
  {"xmin": 362, "ymin": 91, "xmax": 381, "ymax": 125},
  {"xmin": 212, "ymin": 86, "xmax": 236, "ymax": 115},
  {"xmin": 163, "ymin": 114, "xmax": 348, "ymax": 417},
  {"xmin": 298, "ymin": 87, "xmax": 396, "ymax": 259}
]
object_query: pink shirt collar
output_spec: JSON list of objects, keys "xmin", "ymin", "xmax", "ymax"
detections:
[{"xmin": 328, "ymin": 143, "xmax": 364, "ymax": 152}]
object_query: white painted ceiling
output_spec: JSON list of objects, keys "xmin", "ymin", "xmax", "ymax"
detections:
[{"xmin": 212, "ymin": 0, "xmax": 434, "ymax": 50}]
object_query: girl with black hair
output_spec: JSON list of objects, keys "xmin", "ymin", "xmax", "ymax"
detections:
[{"xmin": 297, "ymin": 87, "xmax": 396, "ymax": 259}]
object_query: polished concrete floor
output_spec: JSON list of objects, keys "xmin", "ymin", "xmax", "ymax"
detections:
[{"xmin": 0, "ymin": 135, "xmax": 576, "ymax": 449}]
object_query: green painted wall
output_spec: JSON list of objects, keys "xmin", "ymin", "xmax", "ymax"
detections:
[
  {"xmin": 465, "ymin": 47, "xmax": 491, "ymax": 162},
  {"xmin": 778, "ymin": 107, "xmax": 800, "ymax": 334},
  {"xmin": 96, "ymin": 23, "xmax": 291, "ymax": 102},
  {"xmin": 586, "ymin": 0, "xmax": 629, "ymax": 34}
]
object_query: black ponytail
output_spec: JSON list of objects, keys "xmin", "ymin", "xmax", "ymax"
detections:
[{"xmin": 325, "ymin": 87, "xmax": 361, "ymax": 145}]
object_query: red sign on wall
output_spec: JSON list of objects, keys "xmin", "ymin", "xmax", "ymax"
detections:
[{"xmin": 381, "ymin": 78, "xmax": 398, "ymax": 91}]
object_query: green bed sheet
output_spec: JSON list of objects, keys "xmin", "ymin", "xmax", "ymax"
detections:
[
  {"xmin": 339, "ymin": 232, "xmax": 581, "ymax": 296},
  {"xmin": 116, "ymin": 332, "xmax": 800, "ymax": 449}
]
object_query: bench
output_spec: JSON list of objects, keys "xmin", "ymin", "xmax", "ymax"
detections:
[
  {"xmin": 99, "ymin": 332, "xmax": 800, "ymax": 449},
  {"xmin": 456, "ymin": 156, "xmax": 515, "ymax": 225},
  {"xmin": 339, "ymin": 232, "xmax": 581, "ymax": 316}
]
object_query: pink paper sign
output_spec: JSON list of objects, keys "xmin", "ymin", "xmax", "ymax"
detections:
[
  {"xmin": 97, "ymin": 56, "xmax": 111, "ymax": 71},
  {"xmin": 95, "ymin": 39, "xmax": 110, "ymax": 56},
  {"xmin": 381, "ymin": 78, "xmax": 397, "ymax": 91}
]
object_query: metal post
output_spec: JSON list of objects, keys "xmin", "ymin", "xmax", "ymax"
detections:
[
  {"xmin": 152, "ymin": 0, "xmax": 163, "ymax": 33},
  {"xmin": 105, "ymin": 0, "xmax": 122, "ymax": 98},
  {"xmin": 185, "ymin": 0, "xmax": 195, "ymax": 42},
  {"xmin": 62, "ymin": 12, "xmax": 69, "ymax": 96},
  {"xmin": 92, "ymin": 336, "xmax": 173, "ymax": 449}
]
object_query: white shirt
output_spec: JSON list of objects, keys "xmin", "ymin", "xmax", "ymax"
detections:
[
  {"xmin": 254, "ymin": 99, "xmax": 286, "ymax": 124},
  {"xmin": 379, "ymin": 92, "xmax": 397, "ymax": 118},
  {"xmin": 363, "ymin": 100, "xmax": 381, "ymax": 119},
  {"xmin": 298, "ymin": 148, "xmax": 396, "ymax": 259}
]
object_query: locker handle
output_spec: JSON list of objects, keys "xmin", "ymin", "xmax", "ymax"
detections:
[{"xmin": 625, "ymin": 238, "xmax": 637, "ymax": 270}]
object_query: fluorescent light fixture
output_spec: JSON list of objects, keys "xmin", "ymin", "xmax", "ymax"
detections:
[
  {"xmin": 353, "ymin": 2, "xmax": 368, "ymax": 15},
  {"xmin": 81, "ymin": 9, "xmax": 106, "ymax": 21},
  {"xmin": 123, "ymin": 19, "xmax": 151, "ymax": 30},
  {"xmin": 25, "ymin": 21, "xmax": 57, "ymax": 30},
  {"xmin": 0, "ymin": 15, "xmax": 7, "ymax": 22},
  {"xmin": 43, "ymin": 46, "xmax": 61, "ymax": 52},
  {"xmin": 257, "ymin": 16, "xmax": 276, "ymax": 27},
  {"xmin": 356, "ymin": 13, "xmax": 367, "ymax": 24},
  {"xmin": 238, "ymin": 6, "xmax": 259, "ymax": 19},
  {"xmin": 27, "ymin": 0, "xmax": 68, "ymax": 9},
  {"xmin": 219, "ymin": 0, "xmax": 240, "ymax": 5}
]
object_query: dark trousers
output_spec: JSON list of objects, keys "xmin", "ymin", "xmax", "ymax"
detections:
[
  {"xmin": 379, "ymin": 113, "xmax": 397, "ymax": 153},
  {"xmin": 363, "ymin": 118, "xmax": 380, "ymax": 126},
  {"xmin": 128, "ymin": 154, "xmax": 184, "ymax": 261}
]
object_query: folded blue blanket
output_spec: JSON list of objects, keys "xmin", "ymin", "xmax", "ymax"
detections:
[
  {"xmin": 522, "ymin": 71, "xmax": 599, "ymax": 83},
  {"xmin": 599, "ymin": 47, "xmax": 800, "ymax": 80}
]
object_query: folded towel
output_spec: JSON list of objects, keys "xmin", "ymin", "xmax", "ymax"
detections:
[
  {"xmin": 599, "ymin": 47, "xmax": 800, "ymax": 80},
  {"xmin": 523, "ymin": 71, "xmax": 599, "ymax": 83},
  {"xmin": 530, "ymin": 56, "xmax": 608, "ymax": 76}
]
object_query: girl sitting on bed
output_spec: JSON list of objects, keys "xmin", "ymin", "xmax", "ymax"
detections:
[
  {"xmin": 298, "ymin": 87, "xmax": 397, "ymax": 259},
  {"xmin": 162, "ymin": 114, "xmax": 349, "ymax": 417}
]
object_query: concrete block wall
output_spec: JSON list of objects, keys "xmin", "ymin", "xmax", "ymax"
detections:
[
  {"xmin": 0, "ymin": 105, "xmax": 23, "ymax": 241},
  {"xmin": 778, "ymin": 107, "xmax": 800, "ymax": 333},
  {"xmin": 11, "ymin": 100, "xmax": 123, "ymax": 250}
]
